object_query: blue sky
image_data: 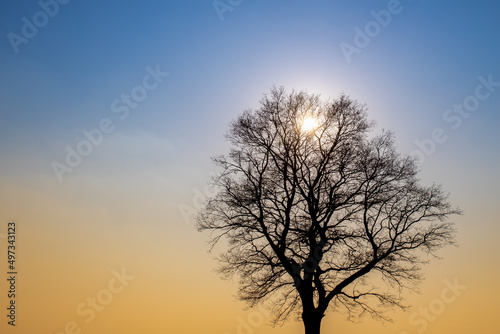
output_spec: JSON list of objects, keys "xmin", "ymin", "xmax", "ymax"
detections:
[
  {"xmin": 1, "ymin": 1, "xmax": 499, "ymax": 159},
  {"xmin": 0, "ymin": 1, "xmax": 499, "ymax": 333}
]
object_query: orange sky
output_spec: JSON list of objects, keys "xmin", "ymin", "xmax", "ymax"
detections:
[{"xmin": 0, "ymin": 171, "xmax": 498, "ymax": 334}]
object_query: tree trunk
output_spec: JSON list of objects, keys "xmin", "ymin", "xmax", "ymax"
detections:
[{"xmin": 302, "ymin": 311, "xmax": 323, "ymax": 334}]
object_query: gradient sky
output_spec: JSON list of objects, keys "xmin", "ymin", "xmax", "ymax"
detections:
[{"xmin": 1, "ymin": 1, "xmax": 499, "ymax": 333}]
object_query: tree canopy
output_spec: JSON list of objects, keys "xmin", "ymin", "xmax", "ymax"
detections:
[{"xmin": 198, "ymin": 87, "xmax": 460, "ymax": 334}]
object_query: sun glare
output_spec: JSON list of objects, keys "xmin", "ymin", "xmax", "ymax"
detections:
[{"xmin": 300, "ymin": 116, "xmax": 319, "ymax": 132}]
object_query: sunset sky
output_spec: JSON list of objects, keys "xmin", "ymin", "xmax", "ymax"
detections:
[{"xmin": 1, "ymin": 1, "xmax": 499, "ymax": 333}]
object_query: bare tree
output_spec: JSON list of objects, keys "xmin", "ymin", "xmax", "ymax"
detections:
[{"xmin": 198, "ymin": 87, "xmax": 460, "ymax": 334}]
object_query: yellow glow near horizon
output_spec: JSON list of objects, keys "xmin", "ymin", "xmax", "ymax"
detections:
[{"xmin": 300, "ymin": 116, "xmax": 319, "ymax": 132}]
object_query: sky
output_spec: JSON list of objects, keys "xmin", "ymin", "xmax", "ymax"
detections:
[{"xmin": 0, "ymin": 0, "xmax": 499, "ymax": 333}]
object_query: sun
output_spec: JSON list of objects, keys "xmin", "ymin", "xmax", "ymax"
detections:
[{"xmin": 300, "ymin": 116, "xmax": 319, "ymax": 132}]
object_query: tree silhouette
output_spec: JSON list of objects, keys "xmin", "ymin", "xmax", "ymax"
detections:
[{"xmin": 198, "ymin": 87, "xmax": 460, "ymax": 334}]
